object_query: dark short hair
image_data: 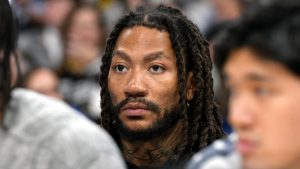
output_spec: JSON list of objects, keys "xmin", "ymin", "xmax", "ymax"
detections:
[{"xmin": 214, "ymin": 2, "xmax": 300, "ymax": 75}]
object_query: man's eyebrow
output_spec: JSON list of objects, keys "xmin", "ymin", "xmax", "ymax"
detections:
[
  {"xmin": 144, "ymin": 51, "xmax": 172, "ymax": 62},
  {"xmin": 223, "ymin": 72, "xmax": 275, "ymax": 83},
  {"xmin": 113, "ymin": 50, "xmax": 172, "ymax": 62},
  {"xmin": 112, "ymin": 50, "xmax": 130, "ymax": 61},
  {"xmin": 245, "ymin": 73, "xmax": 274, "ymax": 82}
]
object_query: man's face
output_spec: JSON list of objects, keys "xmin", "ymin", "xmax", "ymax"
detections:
[
  {"xmin": 224, "ymin": 47, "xmax": 300, "ymax": 169},
  {"xmin": 108, "ymin": 26, "xmax": 180, "ymax": 139}
]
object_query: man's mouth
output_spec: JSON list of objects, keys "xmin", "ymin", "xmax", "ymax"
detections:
[
  {"xmin": 121, "ymin": 102, "xmax": 150, "ymax": 117},
  {"xmin": 237, "ymin": 137, "xmax": 258, "ymax": 155}
]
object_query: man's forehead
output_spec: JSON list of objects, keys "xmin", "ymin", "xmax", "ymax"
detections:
[
  {"xmin": 113, "ymin": 26, "xmax": 175, "ymax": 60},
  {"xmin": 224, "ymin": 48, "xmax": 281, "ymax": 83},
  {"xmin": 116, "ymin": 26, "xmax": 170, "ymax": 43}
]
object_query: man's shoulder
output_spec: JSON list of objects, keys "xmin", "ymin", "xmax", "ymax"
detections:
[
  {"xmin": 10, "ymin": 88, "xmax": 77, "ymax": 116},
  {"xmin": 6, "ymin": 89, "xmax": 105, "ymax": 142},
  {"xmin": 187, "ymin": 133, "xmax": 241, "ymax": 169},
  {"xmin": 3, "ymin": 89, "xmax": 126, "ymax": 169}
]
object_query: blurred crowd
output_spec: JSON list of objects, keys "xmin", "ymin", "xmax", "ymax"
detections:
[
  {"xmin": 10, "ymin": 0, "xmax": 249, "ymax": 125},
  {"xmin": 3, "ymin": 0, "xmax": 299, "ymax": 166}
]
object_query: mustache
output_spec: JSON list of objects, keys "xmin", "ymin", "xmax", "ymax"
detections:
[{"xmin": 112, "ymin": 97, "xmax": 161, "ymax": 115}]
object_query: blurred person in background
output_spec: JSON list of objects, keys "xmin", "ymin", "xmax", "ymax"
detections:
[
  {"xmin": 17, "ymin": 0, "xmax": 79, "ymax": 72},
  {"xmin": 211, "ymin": 0, "xmax": 244, "ymax": 24},
  {"xmin": 11, "ymin": 0, "xmax": 45, "ymax": 30},
  {"xmin": 187, "ymin": 1, "xmax": 300, "ymax": 169},
  {"xmin": 61, "ymin": 2, "xmax": 106, "ymax": 76},
  {"xmin": 97, "ymin": 0, "xmax": 176, "ymax": 34},
  {"xmin": 125, "ymin": 0, "xmax": 148, "ymax": 11},
  {"xmin": 99, "ymin": 5, "xmax": 224, "ymax": 169},
  {"xmin": 0, "ymin": 0, "xmax": 126, "ymax": 168},
  {"xmin": 59, "ymin": 3, "xmax": 106, "ymax": 121},
  {"xmin": 22, "ymin": 67, "xmax": 63, "ymax": 99},
  {"xmin": 97, "ymin": 0, "xmax": 124, "ymax": 32},
  {"xmin": 183, "ymin": 0, "xmax": 248, "ymax": 36},
  {"xmin": 125, "ymin": 0, "xmax": 176, "ymax": 12}
]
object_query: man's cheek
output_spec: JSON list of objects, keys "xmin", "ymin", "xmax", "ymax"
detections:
[{"xmin": 109, "ymin": 91, "xmax": 118, "ymax": 105}]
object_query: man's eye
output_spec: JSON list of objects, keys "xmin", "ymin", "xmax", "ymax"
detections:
[
  {"xmin": 149, "ymin": 65, "xmax": 165, "ymax": 73},
  {"xmin": 255, "ymin": 87, "xmax": 270, "ymax": 97},
  {"xmin": 113, "ymin": 65, "xmax": 128, "ymax": 72}
]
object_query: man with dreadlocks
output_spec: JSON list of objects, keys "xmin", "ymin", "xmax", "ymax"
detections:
[
  {"xmin": 99, "ymin": 4, "xmax": 225, "ymax": 169},
  {"xmin": 0, "ymin": 0, "xmax": 125, "ymax": 169}
]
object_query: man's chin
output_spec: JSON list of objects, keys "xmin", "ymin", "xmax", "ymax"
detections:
[
  {"xmin": 122, "ymin": 120, "xmax": 153, "ymax": 132},
  {"xmin": 114, "ymin": 104, "xmax": 183, "ymax": 142},
  {"xmin": 117, "ymin": 120, "xmax": 163, "ymax": 142},
  {"xmin": 118, "ymin": 116, "xmax": 181, "ymax": 142}
]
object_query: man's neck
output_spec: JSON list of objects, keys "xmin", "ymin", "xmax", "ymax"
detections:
[{"xmin": 121, "ymin": 120, "xmax": 185, "ymax": 168}]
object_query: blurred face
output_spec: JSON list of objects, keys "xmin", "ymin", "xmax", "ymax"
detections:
[
  {"xmin": 45, "ymin": 0, "xmax": 74, "ymax": 27},
  {"xmin": 67, "ymin": 8, "xmax": 102, "ymax": 48},
  {"xmin": 25, "ymin": 69, "xmax": 62, "ymax": 99},
  {"xmin": 108, "ymin": 26, "xmax": 180, "ymax": 139},
  {"xmin": 126, "ymin": 0, "xmax": 144, "ymax": 10},
  {"xmin": 224, "ymin": 47, "xmax": 300, "ymax": 169},
  {"xmin": 212, "ymin": 0, "xmax": 242, "ymax": 21}
]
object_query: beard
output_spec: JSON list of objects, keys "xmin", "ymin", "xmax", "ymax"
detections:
[{"xmin": 111, "ymin": 97, "xmax": 183, "ymax": 142}]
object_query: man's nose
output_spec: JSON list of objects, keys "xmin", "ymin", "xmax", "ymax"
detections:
[
  {"xmin": 229, "ymin": 95, "xmax": 255, "ymax": 131},
  {"xmin": 123, "ymin": 71, "xmax": 148, "ymax": 98}
]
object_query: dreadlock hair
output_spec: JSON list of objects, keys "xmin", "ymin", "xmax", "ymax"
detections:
[
  {"xmin": 0, "ymin": 0, "xmax": 17, "ymax": 123},
  {"xmin": 99, "ymin": 4, "xmax": 224, "ymax": 159}
]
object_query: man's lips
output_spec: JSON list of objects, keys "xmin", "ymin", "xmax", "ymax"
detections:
[
  {"xmin": 237, "ymin": 138, "xmax": 257, "ymax": 155},
  {"xmin": 121, "ymin": 102, "xmax": 150, "ymax": 116}
]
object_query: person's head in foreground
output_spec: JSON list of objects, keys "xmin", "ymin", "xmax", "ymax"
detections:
[
  {"xmin": 214, "ymin": 2, "xmax": 300, "ymax": 169},
  {"xmin": 23, "ymin": 68, "xmax": 63, "ymax": 100},
  {"xmin": 99, "ymin": 4, "xmax": 224, "ymax": 169}
]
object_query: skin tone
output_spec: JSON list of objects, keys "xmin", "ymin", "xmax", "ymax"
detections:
[
  {"xmin": 65, "ymin": 8, "xmax": 102, "ymax": 73},
  {"xmin": 25, "ymin": 68, "xmax": 63, "ymax": 99},
  {"xmin": 224, "ymin": 47, "xmax": 300, "ymax": 169},
  {"xmin": 212, "ymin": 0, "xmax": 242, "ymax": 21},
  {"xmin": 108, "ymin": 26, "xmax": 194, "ymax": 168},
  {"xmin": 45, "ymin": 0, "xmax": 74, "ymax": 27},
  {"xmin": 126, "ymin": 0, "xmax": 144, "ymax": 11}
]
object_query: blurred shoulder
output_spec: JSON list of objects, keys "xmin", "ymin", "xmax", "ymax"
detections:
[
  {"xmin": 6, "ymin": 88, "xmax": 126, "ymax": 169},
  {"xmin": 8, "ymin": 88, "xmax": 111, "ymax": 142},
  {"xmin": 187, "ymin": 133, "xmax": 241, "ymax": 169}
]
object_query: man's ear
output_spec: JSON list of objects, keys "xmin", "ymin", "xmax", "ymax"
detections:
[{"xmin": 186, "ymin": 72, "xmax": 195, "ymax": 101}]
